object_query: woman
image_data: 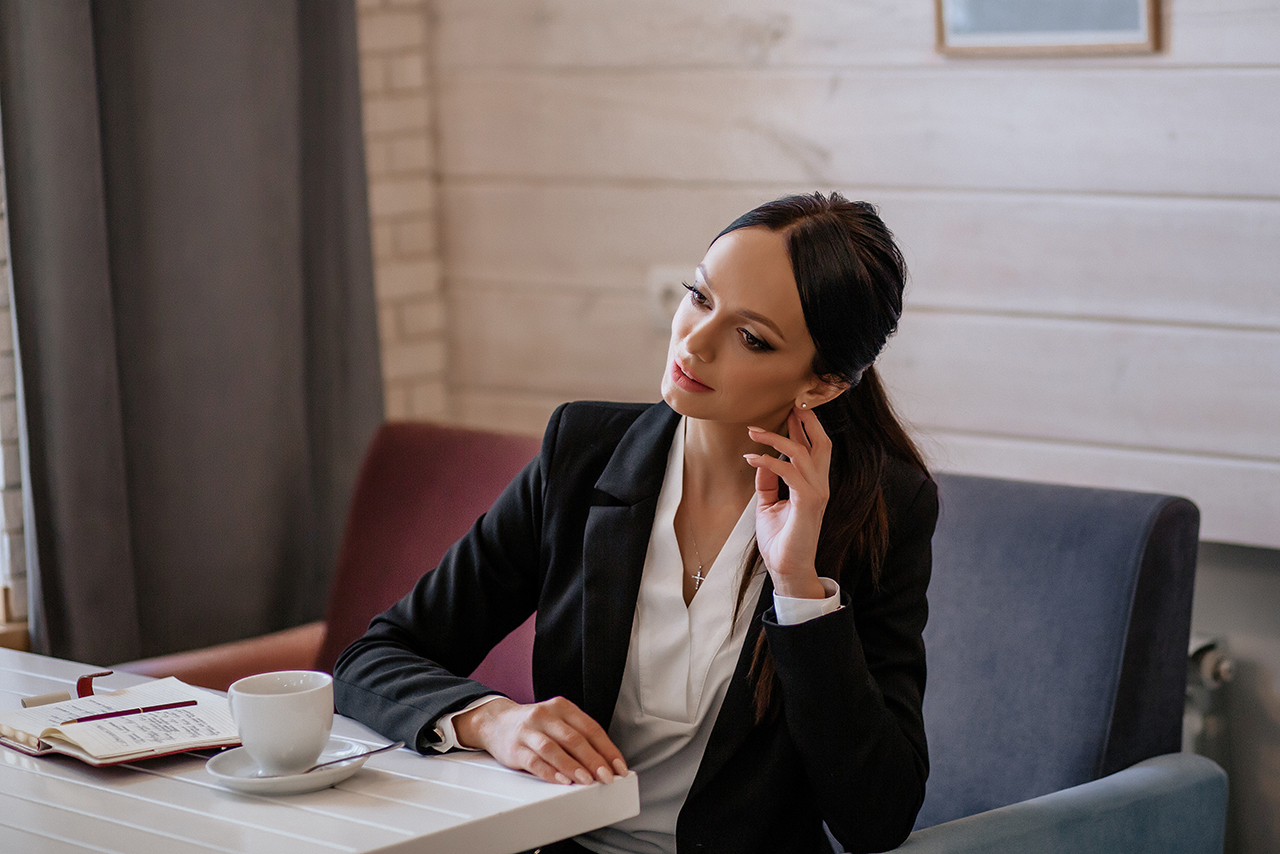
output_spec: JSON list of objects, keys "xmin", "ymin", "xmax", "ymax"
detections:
[{"xmin": 334, "ymin": 192, "xmax": 938, "ymax": 854}]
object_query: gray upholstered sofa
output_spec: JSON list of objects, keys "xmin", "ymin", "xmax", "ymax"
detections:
[{"xmin": 889, "ymin": 473, "xmax": 1226, "ymax": 854}]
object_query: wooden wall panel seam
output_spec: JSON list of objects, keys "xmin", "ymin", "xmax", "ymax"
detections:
[
  {"xmin": 437, "ymin": 66, "xmax": 1280, "ymax": 80},
  {"xmin": 438, "ymin": 277, "xmax": 1280, "ymax": 336},
  {"xmin": 910, "ymin": 425, "xmax": 1280, "ymax": 467},
  {"xmin": 440, "ymin": 174, "xmax": 1280, "ymax": 203},
  {"xmin": 439, "ymin": 176, "xmax": 1280, "ymax": 205},
  {"xmin": 904, "ymin": 306, "xmax": 1280, "ymax": 336}
]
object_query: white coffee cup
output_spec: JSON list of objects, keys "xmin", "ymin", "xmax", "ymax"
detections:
[{"xmin": 228, "ymin": 670, "xmax": 334, "ymax": 776}]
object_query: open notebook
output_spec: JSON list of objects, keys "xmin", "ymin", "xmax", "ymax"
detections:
[{"xmin": 0, "ymin": 676, "xmax": 239, "ymax": 766}]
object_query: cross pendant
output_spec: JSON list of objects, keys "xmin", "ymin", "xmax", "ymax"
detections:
[{"xmin": 692, "ymin": 568, "xmax": 705, "ymax": 589}]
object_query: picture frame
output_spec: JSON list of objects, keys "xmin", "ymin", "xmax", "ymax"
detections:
[{"xmin": 935, "ymin": 0, "xmax": 1159, "ymax": 57}]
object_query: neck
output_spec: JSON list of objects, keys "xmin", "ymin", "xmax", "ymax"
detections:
[{"xmin": 682, "ymin": 411, "xmax": 788, "ymax": 502}]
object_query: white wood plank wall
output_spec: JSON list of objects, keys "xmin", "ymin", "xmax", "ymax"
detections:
[{"xmin": 429, "ymin": 0, "xmax": 1280, "ymax": 548}]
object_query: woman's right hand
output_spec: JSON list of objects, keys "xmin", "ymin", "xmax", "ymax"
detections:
[{"xmin": 452, "ymin": 696, "xmax": 628, "ymax": 785}]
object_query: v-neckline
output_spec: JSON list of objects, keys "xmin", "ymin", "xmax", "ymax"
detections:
[
  {"xmin": 632, "ymin": 418, "xmax": 758, "ymax": 722},
  {"xmin": 676, "ymin": 419, "xmax": 754, "ymax": 607}
]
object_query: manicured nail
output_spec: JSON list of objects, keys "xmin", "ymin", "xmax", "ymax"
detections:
[
  {"xmin": 597, "ymin": 765, "xmax": 614, "ymax": 784},
  {"xmin": 574, "ymin": 768, "xmax": 593, "ymax": 785},
  {"xmin": 747, "ymin": 425, "xmax": 763, "ymax": 432},
  {"xmin": 613, "ymin": 758, "xmax": 628, "ymax": 776},
  {"xmin": 555, "ymin": 772, "xmax": 571, "ymax": 785}
]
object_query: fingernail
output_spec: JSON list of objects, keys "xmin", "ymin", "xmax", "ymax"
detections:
[
  {"xmin": 574, "ymin": 768, "xmax": 593, "ymax": 785},
  {"xmin": 597, "ymin": 765, "xmax": 614, "ymax": 784},
  {"xmin": 747, "ymin": 425, "xmax": 763, "ymax": 432},
  {"xmin": 555, "ymin": 772, "xmax": 571, "ymax": 785},
  {"xmin": 612, "ymin": 758, "xmax": 628, "ymax": 776}
]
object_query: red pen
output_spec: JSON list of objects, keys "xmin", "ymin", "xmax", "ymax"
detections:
[{"xmin": 60, "ymin": 699, "xmax": 198, "ymax": 726}]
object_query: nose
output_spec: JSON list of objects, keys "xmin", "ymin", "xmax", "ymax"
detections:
[{"xmin": 679, "ymin": 312, "xmax": 717, "ymax": 363}]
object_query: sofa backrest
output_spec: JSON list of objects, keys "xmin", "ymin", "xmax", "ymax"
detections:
[{"xmin": 916, "ymin": 473, "xmax": 1200, "ymax": 828}]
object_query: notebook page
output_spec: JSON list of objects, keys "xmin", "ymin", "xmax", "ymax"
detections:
[
  {"xmin": 0, "ymin": 677, "xmax": 235, "ymax": 756},
  {"xmin": 46, "ymin": 702, "xmax": 237, "ymax": 758}
]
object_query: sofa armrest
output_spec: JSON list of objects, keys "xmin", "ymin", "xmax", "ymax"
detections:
[
  {"xmin": 899, "ymin": 753, "xmax": 1227, "ymax": 854},
  {"xmin": 113, "ymin": 621, "xmax": 327, "ymax": 692}
]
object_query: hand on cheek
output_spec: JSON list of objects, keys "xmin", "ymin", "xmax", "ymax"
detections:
[{"xmin": 743, "ymin": 406, "xmax": 831, "ymax": 599}]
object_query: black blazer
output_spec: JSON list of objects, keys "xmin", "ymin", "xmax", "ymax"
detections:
[{"xmin": 334, "ymin": 401, "xmax": 938, "ymax": 854}]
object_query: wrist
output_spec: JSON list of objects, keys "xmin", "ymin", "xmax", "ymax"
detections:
[
  {"xmin": 453, "ymin": 697, "xmax": 517, "ymax": 750},
  {"xmin": 770, "ymin": 568, "xmax": 826, "ymax": 600}
]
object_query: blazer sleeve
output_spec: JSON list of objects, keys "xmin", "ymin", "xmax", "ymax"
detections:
[
  {"xmin": 762, "ymin": 472, "xmax": 938, "ymax": 853},
  {"xmin": 331, "ymin": 408, "xmax": 563, "ymax": 752}
]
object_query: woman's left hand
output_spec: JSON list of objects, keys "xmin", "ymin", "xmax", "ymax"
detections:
[{"xmin": 744, "ymin": 406, "xmax": 830, "ymax": 600}]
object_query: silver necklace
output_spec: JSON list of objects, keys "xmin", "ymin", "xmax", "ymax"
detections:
[{"xmin": 688, "ymin": 526, "xmax": 706, "ymax": 590}]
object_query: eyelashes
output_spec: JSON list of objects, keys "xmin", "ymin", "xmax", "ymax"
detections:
[
  {"xmin": 683, "ymin": 281, "xmax": 708, "ymax": 307},
  {"xmin": 740, "ymin": 329, "xmax": 772, "ymax": 352},
  {"xmin": 681, "ymin": 283, "xmax": 773, "ymax": 352}
]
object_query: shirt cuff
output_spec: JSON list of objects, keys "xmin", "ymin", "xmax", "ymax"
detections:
[
  {"xmin": 429, "ymin": 694, "xmax": 506, "ymax": 753},
  {"xmin": 772, "ymin": 577, "xmax": 842, "ymax": 626}
]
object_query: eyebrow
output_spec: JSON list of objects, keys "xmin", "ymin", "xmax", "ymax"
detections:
[{"xmin": 696, "ymin": 264, "xmax": 788, "ymax": 343}]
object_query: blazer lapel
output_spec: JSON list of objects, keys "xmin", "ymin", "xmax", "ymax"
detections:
[
  {"xmin": 687, "ymin": 571, "xmax": 774, "ymax": 802},
  {"xmin": 580, "ymin": 403, "xmax": 680, "ymax": 729}
]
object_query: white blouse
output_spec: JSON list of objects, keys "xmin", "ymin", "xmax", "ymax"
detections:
[{"xmin": 577, "ymin": 418, "xmax": 839, "ymax": 854}]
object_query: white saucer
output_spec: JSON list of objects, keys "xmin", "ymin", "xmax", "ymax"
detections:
[{"xmin": 206, "ymin": 736, "xmax": 376, "ymax": 795}]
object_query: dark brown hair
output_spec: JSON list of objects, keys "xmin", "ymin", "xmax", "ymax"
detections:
[{"xmin": 718, "ymin": 192, "xmax": 930, "ymax": 721}]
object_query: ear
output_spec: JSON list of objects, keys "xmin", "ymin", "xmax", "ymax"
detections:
[{"xmin": 796, "ymin": 375, "xmax": 849, "ymax": 410}]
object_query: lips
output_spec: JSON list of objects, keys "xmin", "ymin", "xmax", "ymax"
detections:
[{"xmin": 670, "ymin": 360, "xmax": 712, "ymax": 393}]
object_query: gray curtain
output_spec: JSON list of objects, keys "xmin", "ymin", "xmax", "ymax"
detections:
[{"xmin": 0, "ymin": 0, "xmax": 383, "ymax": 664}]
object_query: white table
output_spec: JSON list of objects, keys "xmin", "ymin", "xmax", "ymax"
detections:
[{"xmin": 0, "ymin": 649, "xmax": 638, "ymax": 853}]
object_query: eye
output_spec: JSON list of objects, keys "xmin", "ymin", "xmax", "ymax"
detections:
[
  {"xmin": 683, "ymin": 282, "xmax": 709, "ymax": 308},
  {"xmin": 739, "ymin": 329, "xmax": 773, "ymax": 352}
]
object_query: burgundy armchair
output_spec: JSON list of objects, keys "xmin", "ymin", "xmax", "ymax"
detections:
[{"xmin": 117, "ymin": 422, "xmax": 542, "ymax": 702}]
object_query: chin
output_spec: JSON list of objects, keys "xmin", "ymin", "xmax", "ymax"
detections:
[
  {"xmin": 660, "ymin": 383, "xmax": 690, "ymax": 416},
  {"xmin": 660, "ymin": 385, "xmax": 708, "ymax": 421}
]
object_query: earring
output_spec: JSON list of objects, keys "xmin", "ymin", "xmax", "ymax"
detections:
[{"xmin": 799, "ymin": 402, "xmax": 808, "ymax": 409}]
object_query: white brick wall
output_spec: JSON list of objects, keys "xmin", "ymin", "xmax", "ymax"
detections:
[
  {"xmin": 0, "ymin": 146, "xmax": 26, "ymax": 624},
  {"xmin": 357, "ymin": 0, "xmax": 447, "ymax": 420}
]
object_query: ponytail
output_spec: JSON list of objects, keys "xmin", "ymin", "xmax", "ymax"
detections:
[
  {"xmin": 717, "ymin": 192, "xmax": 926, "ymax": 722},
  {"xmin": 734, "ymin": 366, "xmax": 928, "ymax": 722}
]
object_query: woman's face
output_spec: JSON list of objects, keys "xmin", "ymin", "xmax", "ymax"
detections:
[{"xmin": 661, "ymin": 226, "xmax": 833, "ymax": 430}]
